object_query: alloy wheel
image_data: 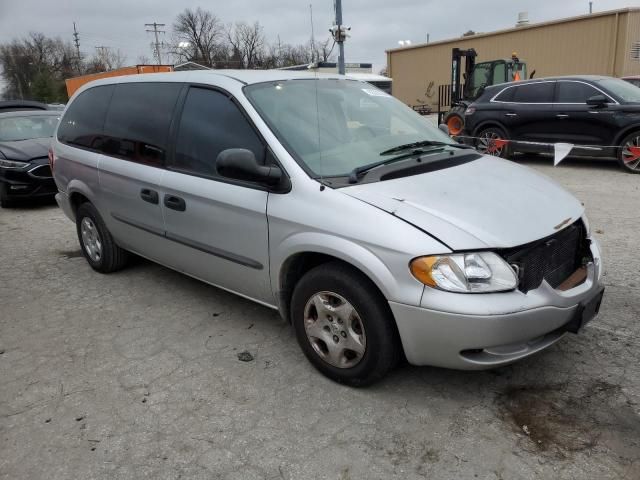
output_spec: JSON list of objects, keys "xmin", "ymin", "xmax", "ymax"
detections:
[
  {"xmin": 477, "ymin": 130, "xmax": 506, "ymax": 157},
  {"xmin": 621, "ymin": 135, "xmax": 640, "ymax": 172},
  {"xmin": 303, "ymin": 291, "xmax": 366, "ymax": 368}
]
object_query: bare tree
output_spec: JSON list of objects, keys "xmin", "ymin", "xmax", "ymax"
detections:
[
  {"xmin": 85, "ymin": 48, "xmax": 126, "ymax": 74},
  {"xmin": 228, "ymin": 21, "xmax": 265, "ymax": 69},
  {"xmin": 172, "ymin": 7, "xmax": 225, "ymax": 67}
]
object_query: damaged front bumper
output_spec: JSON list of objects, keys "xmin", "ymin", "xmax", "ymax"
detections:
[{"xmin": 391, "ymin": 238, "xmax": 604, "ymax": 369}]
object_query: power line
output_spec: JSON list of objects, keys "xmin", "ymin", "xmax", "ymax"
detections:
[
  {"xmin": 145, "ymin": 22, "xmax": 166, "ymax": 65},
  {"xmin": 95, "ymin": 46, "xmax": 111, "ymax": 58}
]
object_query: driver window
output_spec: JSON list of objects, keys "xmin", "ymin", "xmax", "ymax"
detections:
[{"xmin": 172, "ymin": 87, "xmax": 265, "ymax": 178}]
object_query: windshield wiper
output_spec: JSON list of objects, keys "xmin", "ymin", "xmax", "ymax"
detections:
[
  {"xmin": 348, "ymin": 148, "xmax": 443, "ymax": 184},
  {"xmin": 380, "ymin": 140, "xmax": 473, "ymax": 156}
]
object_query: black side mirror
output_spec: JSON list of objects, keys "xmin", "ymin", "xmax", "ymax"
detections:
[
  {"xmin": 216, "ymin": 148, "xmax": 282, "ymax": 186},
  {"xmin": 587, "ymin": 94, "xmax": 608, "ymax": 107}
]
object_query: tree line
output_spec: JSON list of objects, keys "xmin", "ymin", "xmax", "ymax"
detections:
[{"xmin": 0, "ymin": 7, "xmax": 334, "ymax": 103}]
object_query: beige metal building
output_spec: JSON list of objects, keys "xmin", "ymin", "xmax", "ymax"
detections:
[{"xmin": 387, "ymin": 8, "xmax": 640, "ymax": 108}]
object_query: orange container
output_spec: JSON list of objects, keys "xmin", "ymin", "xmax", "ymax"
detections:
[{"xmin": 65, "ymin": 65, "xmax": 174, "ymax": 97}]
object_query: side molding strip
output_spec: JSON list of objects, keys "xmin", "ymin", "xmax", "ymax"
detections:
[{"xmin": 111, "ymin": 213, "xmax": 263, "ymax": 270}]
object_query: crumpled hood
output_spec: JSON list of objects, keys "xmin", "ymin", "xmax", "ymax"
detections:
[
  {"xmin": 0, "ymin": 137, "xmax": 51, "ymax": 162},
  {"xmin": 342, "ymin": 155, "xmax": 584, "ymax": 251}
]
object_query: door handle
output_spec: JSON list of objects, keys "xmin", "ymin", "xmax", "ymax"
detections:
[
  {"xmin": 504, "ymin": 112, "xmax": 517, "ymax": 117},
  {"xmin": 556, "ymin": 114, "xmax": 569, "ymax": 119},
  {"xmin": 164, "ymin": 194, "xmax": 186, "ymax": 212},
  {"xmin": 140, "ymin": 188, "xmax": 159, "ymax": 204}
]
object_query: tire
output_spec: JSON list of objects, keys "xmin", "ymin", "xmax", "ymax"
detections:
[
  {"xmin": 476, "ymin": 126, "xmax": 511, "ymax": 159},
  {"xmin": 290, "ymin": 261, "xmax": 400, "ymax": 387},
  {"xmin": 617, "ymin": 131, "xmax": 640, "ymax": 174},
  {"xmin": 75, "ymin": 202, "xmax": 128, "ymax": 273},
  {"xmin": 443, "ymin": 109, "xmax": 465, "ymax": 136}
]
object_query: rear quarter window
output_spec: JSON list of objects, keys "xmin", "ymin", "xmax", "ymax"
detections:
[
  {"xmin": 511, "ymin": 82, "xmax": 555, "ymax": 103},
  {"xmin": 494, "ymin": 86, "xmax": 515, "ymax": 102},
  {"xmin": 57, "ymin": 85, "xmax": 114, "ymax": 150},
  {"xmin": 101, "ymin": 82, "xmax": 182, "ymax": 166}
]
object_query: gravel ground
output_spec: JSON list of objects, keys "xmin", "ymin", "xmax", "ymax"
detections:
[{"xmin": 0, "ymin": 155, "xmax": 638, "ymax": 480}]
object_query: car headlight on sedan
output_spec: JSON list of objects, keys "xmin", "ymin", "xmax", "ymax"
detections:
[
  {"xmin": 0, "ymin": 158, "xmax": 28, "ymax": 169},
  {"xmin": 410, "ymin": 252, "xmax": 518, "ymax": 293}
]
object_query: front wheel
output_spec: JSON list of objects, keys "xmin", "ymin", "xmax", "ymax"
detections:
[
  {"xmin": 476, "ymin": 126, "xmax": 511, "ymax": 159},
  {"xmin": 618, "ymin": 132, "xmax": 640, "ymax": 174},
  {"xmin": 290, "ymin": 262, "xmax": 400, "ymax": 387}
]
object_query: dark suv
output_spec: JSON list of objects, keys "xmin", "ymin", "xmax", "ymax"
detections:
[{"xmin": 462, "ymin": 76, "xmax": 640, "ymax": 173}]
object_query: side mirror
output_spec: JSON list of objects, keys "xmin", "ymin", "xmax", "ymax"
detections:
[
  {"xmin": 438, "ymin": 123, "xmax": 450, "ymax": 136},
  {"xmin": 587, "ymin": 94, "xmax": 608, "ymax": 107},
  {"xmin": 216, "ymin": 148, "xmax": 282, "ymax": 186}
]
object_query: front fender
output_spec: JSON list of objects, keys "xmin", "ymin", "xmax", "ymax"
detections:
[{"xmin": 271, "ymin": 231, "xmax": 424, "ymax": 307}]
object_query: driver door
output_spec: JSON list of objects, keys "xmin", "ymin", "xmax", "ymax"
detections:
[{"xmin": 161, "ymin": 86, "xmax": 273, "ymax": 304}]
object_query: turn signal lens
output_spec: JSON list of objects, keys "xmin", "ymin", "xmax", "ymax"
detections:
[{"xmin": 410, "ymin": 252, "xmax": 518, "ymax": 293}]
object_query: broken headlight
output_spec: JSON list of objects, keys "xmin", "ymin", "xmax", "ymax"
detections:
[{"xmin": 410, "ymin": 252, "xmax": 518, "ymax": 293}]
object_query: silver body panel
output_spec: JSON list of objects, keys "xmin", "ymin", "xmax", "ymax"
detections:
[{"xmin": 52, "ymin": 70, "xmax": 604, "ymax": 371}]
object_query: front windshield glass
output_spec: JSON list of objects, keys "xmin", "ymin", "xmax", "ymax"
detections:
[
  {"xmin": 596, "ymin": 78, "xmax": 640, "ymax": 103},
  {"xmin": 0, "ymin": 115, "xmax": 60, "ymax": 142},
  {"xmin": 244, "ymin": 79, "xmax": 455, "ymax": 177}
]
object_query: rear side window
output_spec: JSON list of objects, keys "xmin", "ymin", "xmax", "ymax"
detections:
[
  {"xmin": 102, "ymin": 82, "xmax": 182, "ymax": 166},
  {"xmin": 57, "ymin": 85, "xmax": 114, "ymax": 150},
  {"xmin": 556, "ymin": 81, "xmax": 600, "ymax": 103},
  {"xmin": 494, "ymin": 86, "xmax": 515, "ymax": 102},
  {"xmin": 171, "ymin": 87, "xmax": 265, "ymax": 178},
  {"xmin": 511, "ymin": 83, "xmax": 555, "ymax": 103}
]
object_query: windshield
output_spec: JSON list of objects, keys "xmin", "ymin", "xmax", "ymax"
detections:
[
  {"xmin": 0, "ymin": 115, "xmax": 59, "ymax": 142},
  {"xmin": 244, "ymin": 79, "xmax": 455, "ymax": 177},
  {"xmin": 596, "ymin": 78, "xmax": 640, "ymax": 103}
]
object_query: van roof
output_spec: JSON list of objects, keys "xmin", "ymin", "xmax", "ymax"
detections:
[{"xmin": 90, "ymin": 69, "xmax": 354, "ymax": 87}]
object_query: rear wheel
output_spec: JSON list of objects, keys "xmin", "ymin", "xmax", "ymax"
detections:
[
  {"xmin": 76, "ymin": 202, "xmax": 128, "ymax": 273},
  {"xmin": 290, "ymin": 262, "xmax": 400, "ymax": 387},
  {"xmin": 618, "ymin": 132, "xmax": 640, "ymax": 174},
  {"xmin": 476, "ymin": 126, "xmax": 511, "ymax": 159}
]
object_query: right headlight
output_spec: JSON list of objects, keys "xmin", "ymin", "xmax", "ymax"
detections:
[{"xmin": 410, "ymin": 252, "xmax": 518, "ymax": 293}]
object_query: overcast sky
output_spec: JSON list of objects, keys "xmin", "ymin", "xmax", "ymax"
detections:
[{"xmin": 0, "ymin": 0, "xmax": 635, "ymax": 78}]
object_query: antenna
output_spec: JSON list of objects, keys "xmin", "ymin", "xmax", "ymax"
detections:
[{"xmin": 310, "ymin": 4, "xmax": 316, "ymax": 63}]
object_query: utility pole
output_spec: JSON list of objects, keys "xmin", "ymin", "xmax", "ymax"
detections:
[
  {"xmin": 331, "ymin": 0, "xmax": 349, "ymax": 74},
  {"xmin": 145, "ymin": 22, "xmax": 166, "ymax": 65},
  {"xmin": 589, "ymin": 2, "xmax": 593, "ymax": 14},
  {"xmin": 72, "ymin": 22, "xmax": 81, "ymax": 60}
]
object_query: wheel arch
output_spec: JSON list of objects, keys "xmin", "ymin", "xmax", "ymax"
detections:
[
  {"xmin": 613, "ymin": 124, "xmax": 640, "ymax": 147},
  {"xmin": 66, "ymin": 180, "xmax": 96, "ymax": 219},
  {"xmin": 274, "ymin": 237, "xmax": 407, "ymax": 324},
  {"xmin": 472, "ymin": 120, "xmax": 510, "ymax": 137}
]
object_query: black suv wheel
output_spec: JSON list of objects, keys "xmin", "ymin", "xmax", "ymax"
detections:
[
  {"xmin": 618, "ymin": 132, "xmax": 640, "ymax": 174},
  {"xmin": 476, "ymin": 126, "xmax": 511, "ymax": 159}
]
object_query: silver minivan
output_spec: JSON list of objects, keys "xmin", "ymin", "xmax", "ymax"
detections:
[{"xmin": 51, "ymin": 70, "xmax": 604, "ymax": 386}]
